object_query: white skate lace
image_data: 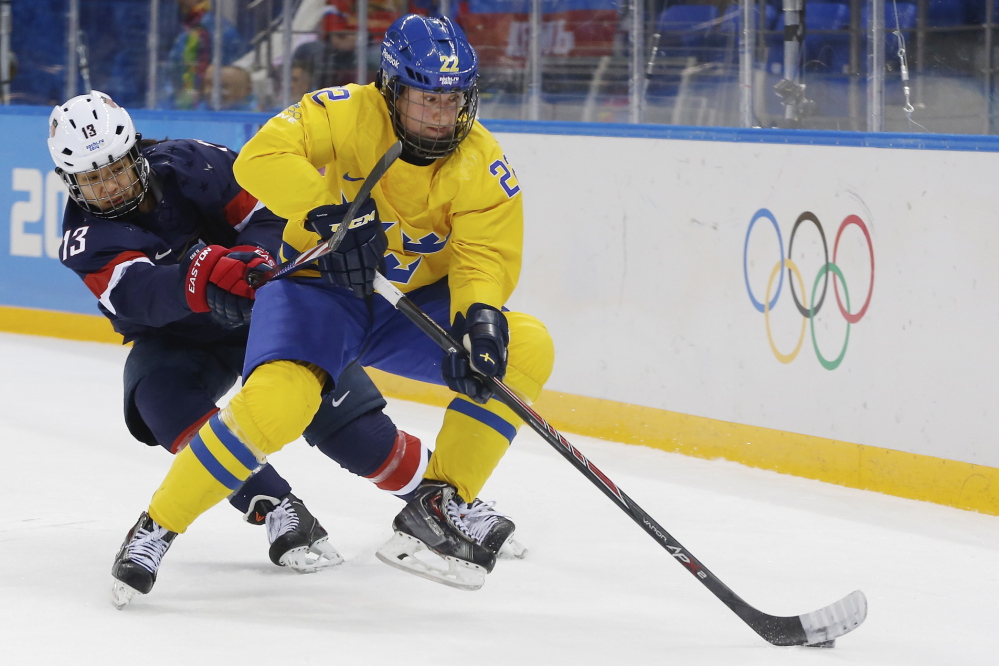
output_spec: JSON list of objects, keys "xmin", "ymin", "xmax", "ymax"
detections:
[
  {"xmin": 445, "ymin": 497, "xmax": 479, "ymax": 542},
  {"xmin": 266, "ymin": 498, "xmax": 299, "ymax": 543},
  {"xmin": 128, "ymin": 525, "xmax": 171, "ymax": 574},
  {"xmin": 457, "ymin": 500, "xmax": 508, "ymax": 545}
]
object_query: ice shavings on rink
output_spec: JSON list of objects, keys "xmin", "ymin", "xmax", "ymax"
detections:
[{"xmin": 1, "ymin": 332, "xmax": 997, "ymax": 665}]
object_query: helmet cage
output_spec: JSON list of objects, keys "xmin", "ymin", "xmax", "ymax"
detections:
[
  {"xmin": 378, "ymin": 15, "xmax": 479, "ymax": 160},
  {"xmin": 383, "ymin": 77, "xmax": 479, "ymax": 160},
  {"xmin": 58, "ymin": 142, "xmax": 150, "ymax": 219}
]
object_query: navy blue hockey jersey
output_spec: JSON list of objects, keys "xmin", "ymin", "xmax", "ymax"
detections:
[{"xmin": 59, "ymin": 138, "xmax": 286, "ymax": 343}]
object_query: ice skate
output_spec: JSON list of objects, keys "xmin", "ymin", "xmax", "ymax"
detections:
[
  {"xmin": 461, "ymin": 498, "xmax": 527, "ymax": 559},
  {"xmin": 376, "ymin": 481, "xmax": 495, "ymax": 591},
  {"xmin": 110, "ymin": 512, "xmax": 177, "ymax": 609},
  {"xmin": 264, "ymin": 493, "xmax": 343, "ymax": 573}
]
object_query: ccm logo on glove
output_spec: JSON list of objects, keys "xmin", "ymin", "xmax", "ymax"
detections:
[
  {"xmin": 305, "ymin": 199, "xmax": 387, "ymax": 298},
  {"xmin": 313, "ymin": 209, "xmax": 377, "ymax": 237}
]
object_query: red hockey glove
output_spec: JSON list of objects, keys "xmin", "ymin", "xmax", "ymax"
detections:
[{"xmin": 183, "ymin": 244, "xmax": 275, "ymax": 327}]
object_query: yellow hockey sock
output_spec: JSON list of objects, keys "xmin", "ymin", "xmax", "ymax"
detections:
[
  {"xmin": 149, "ymin": 412, "xmax": 260, "ymax": 533},
  {"xmin": 148, "ymin": 360, "xmax": 326, "ymax": 533},
  {"xmin": 425, "ymin": 311, "xmax": 555, "ymax": 502},
  {"xmin": 427, "ymin": 397, "xmax": 520, "ymax": 503}
]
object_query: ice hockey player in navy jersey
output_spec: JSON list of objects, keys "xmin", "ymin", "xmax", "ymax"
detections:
[{"xmin": 47, "ymin": 91, "xmax": 521, "ymax": 608}]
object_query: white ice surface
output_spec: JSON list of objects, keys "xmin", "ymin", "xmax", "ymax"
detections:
[{"xmin": 1, "ymin": 332, "xmax": 997, "ymax": 664}]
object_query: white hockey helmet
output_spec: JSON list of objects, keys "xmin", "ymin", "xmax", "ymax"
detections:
[{"xmin": 47, "ymin": 90, "xmax": 150, "ymax": 219}]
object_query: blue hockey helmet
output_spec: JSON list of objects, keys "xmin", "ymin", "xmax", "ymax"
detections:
[{"xmin": 378, "ymin": 14, "xmax": 479, "ymax": 160}]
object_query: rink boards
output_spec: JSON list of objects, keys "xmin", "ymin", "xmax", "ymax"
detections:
[{"xmin": 2, "ymin": 106, "xmax": 998, "ymax": 514}]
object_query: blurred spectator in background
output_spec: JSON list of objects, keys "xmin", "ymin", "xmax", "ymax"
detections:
[
  {"xmin": 318, "ymin": 1, "xmax": 364, "ymax": 86},
  {"xmin": 165, "ymin": 0, "xmax": 246, "ymax": 109},
  {"xmin": 290, "ymin": 41, "xmax": 326, "ymax": 101},
  {"xmin": 285, "ymin": 0, "xmax": 407, "ymax": 97},
  {"xmin": 199, "ymin": 64, "xmax": 257, "ymax": 110}
]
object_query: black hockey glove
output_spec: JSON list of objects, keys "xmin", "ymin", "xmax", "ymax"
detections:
[
  {"xmin": 182, "ymin": 244, "xmax": 275, "ymax": 328},
  {"xmin": 305, "ymin": 198, "xmax": 387, "ymax": 298},
  {"xmin": 442, "ymin": 303, "xmax": 509, "ymax": 404}
]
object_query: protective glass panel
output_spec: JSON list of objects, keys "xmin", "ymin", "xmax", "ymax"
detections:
[
  {"xmin": 757, "ymin": 0, "xmax": 999, "ymax": 133},
  {"xmin": 644, "ymin": 1, "xmax": 750, "ymax": 126},
  {"xmin": 459, "ymin": 0, "xmax": 620, "ymax": 121},
  {"xmin": 9, "ymin": 0, "xmax": 77, "ymax": 106},
  {"xmin": 153, "ymin": 0, "xmax": 255, "ymax": 112},
  {"xmin": 5, "ymin": 0, "xmax": 999, "ymax": 134}
]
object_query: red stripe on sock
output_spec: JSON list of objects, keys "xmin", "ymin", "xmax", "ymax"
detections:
[
  {"xmin": 366, "ymin": 430, "xmax": 424, "ymax": 493},
  {"xmin": 170, "ymin": 407, "xmax": 219, "ymax": 454}
]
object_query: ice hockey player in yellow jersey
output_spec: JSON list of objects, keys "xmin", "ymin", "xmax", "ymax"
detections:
[{"xmin": 113, "ymin": 13, "xmax": 554, "ymax": 595}]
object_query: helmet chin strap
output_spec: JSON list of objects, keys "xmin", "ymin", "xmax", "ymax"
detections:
[{"xmin": 398, "ymin": 143, "xmax": 438, "ymax": 167}]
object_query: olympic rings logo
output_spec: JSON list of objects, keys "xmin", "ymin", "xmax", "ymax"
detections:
[{"xmin": 743, "ymin": 208, "xmax": 875, "ymax": 370}]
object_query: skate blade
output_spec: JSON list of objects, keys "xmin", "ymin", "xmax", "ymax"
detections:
[
  {"xmin": 375, "ymin": 531, "xmax": 486, "ymax": 591},
  {"xmin": 278, "ymin": 537, "xmax": 344, "ymax": 573},
  {"xmin": 497, "ymin": 536, "xmax": 527, "ymax": 560},
  {"xmin": 110, "ymin": 580, "xmax": 140, "ymax": 609}
]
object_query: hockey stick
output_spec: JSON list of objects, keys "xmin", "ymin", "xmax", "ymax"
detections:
[
  {"xmin": 247, "ymin": 141, "xmax": 403, "ymax": 288},
  {"xmin": 371, "ymin": 272, "xmax": 867, "ymax": 647}
]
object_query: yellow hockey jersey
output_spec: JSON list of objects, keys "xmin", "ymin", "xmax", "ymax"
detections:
[{"xmin": 233, "ymin": 83, "xmax": 524, "ymax": 320}]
